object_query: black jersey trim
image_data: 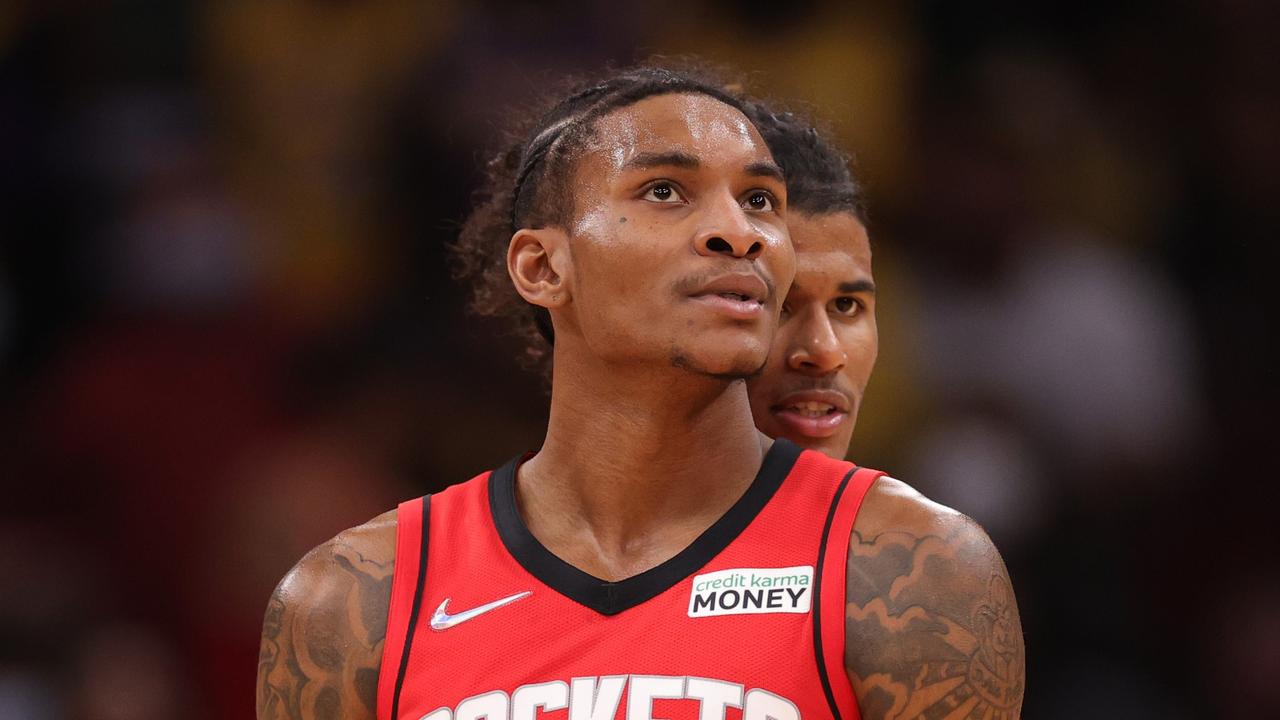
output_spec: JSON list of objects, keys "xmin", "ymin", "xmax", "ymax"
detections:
[
  {"xmin": 489, "ymin": 439, "xmax": 803, "ymax": 616},
  {"xmin": 391, "ymin": 494, "xmax": 430, "ymax": 720},
  {"xmin": 813, "ymin": 466, "xmax": 857, "ymax": 720}
]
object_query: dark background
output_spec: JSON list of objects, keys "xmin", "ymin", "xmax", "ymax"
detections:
[{"xmin": 1, "ymin": 1, "xmax": 1276, "ymax": 718}]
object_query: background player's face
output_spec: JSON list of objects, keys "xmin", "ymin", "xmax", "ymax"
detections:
[
  {"xmin": 559, "ymin": 93, "xmax": 793, "ymax": 378},
  {"xmin": 747, "ymin": 212, "xmax": 877, "ymax": 458}
]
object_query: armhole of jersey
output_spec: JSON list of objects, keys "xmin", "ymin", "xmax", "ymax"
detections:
[
  {"xmin": 377, "ymin": 495, "xmax": 431, "ymax": 720},
  {"xmin": 813, "ymin": 467, "xmax": 884, "ymax": 720}
]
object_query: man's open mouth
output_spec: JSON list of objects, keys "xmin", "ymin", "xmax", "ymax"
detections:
[
  {"xmin": 686, "ymin": 273, "xmax": 770, "ymax": 319},
  {"xmin": 781, "ymin": 400, "xmax": 841, "ymax": 418},
  {"xmin": 769, "ymin": 389, "xmax": 852, "ymax": 439},
  {"xmin": 714, "ymin": 291, "xmax": 760, "ymax": 303}
]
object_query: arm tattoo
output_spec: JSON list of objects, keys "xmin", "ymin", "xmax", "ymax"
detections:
[
  {"xmin": 257, "ymin": 540, "xmax": 392, "ymax": 720},
  {"xmin": 845, "ymin": 525, "xmax": 1025, "ymax": 719}
]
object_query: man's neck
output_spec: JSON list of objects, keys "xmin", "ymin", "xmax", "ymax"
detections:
[{"xmin": 516, "ymin": 346, "xmax": 771, "ymax": 581}]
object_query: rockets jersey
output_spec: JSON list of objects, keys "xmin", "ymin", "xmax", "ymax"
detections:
[{"xmin": 376, "ymin": 439, "xmax": 885, "ymax": 720}]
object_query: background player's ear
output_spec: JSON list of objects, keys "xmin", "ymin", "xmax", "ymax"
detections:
[{"xmin": 508, "ymin": 226, "xmax": 572, "ymax": 310}]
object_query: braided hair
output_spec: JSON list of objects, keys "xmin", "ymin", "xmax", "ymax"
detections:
[{"xmin": 452, "ymin": 64, "xmax": 751, "ymax": 361}]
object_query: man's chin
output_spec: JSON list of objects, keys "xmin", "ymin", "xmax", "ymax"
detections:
[
  {"xmin": 803, "ymin": 436, "xmax": 850, "ymax": 460},
  {"xmin": 670, "ymin": 350, "xmax": 768, "ymax": 382},
  {"xmin": 767, "ymin": 422, "xmax": 852, "ymax": 460}
]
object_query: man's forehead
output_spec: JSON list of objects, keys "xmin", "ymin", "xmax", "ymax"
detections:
[
  {"xmin": 794, "ymin": 248, "xmax": 865, "ymax": 279},
  {"xmin": 793, "ymin": 216, "xmax": 871, "ymax": 261},
  {"xmin": 588, "ymin": 93, "xmax": 767, "ymax": 165},
  {"xmin": 790, "ymin": 215, "xmax": 873, "ymax": 289}
]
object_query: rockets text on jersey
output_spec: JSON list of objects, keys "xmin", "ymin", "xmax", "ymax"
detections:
[{"xmin": 416, "ymin": 675, "xmax": 799, "ymax": 720}]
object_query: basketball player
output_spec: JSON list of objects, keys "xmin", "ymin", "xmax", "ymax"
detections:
[
  {"xmin": 741, "ymin": 104, "xmax": 876, "ymax": 461},
  {"xmin": 256, "ymin": 67, "xmax": 1025, "ymax": 720},
  {"xmin": 742, "ymin": 107, "xmax": 1026, "ymax": 717}
]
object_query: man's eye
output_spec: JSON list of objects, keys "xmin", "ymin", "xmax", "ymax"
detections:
[
  {"xmin": 831, "ymin": 297, "xmax": 861, "ymax": 316},
  {"xmin": 744, "ymin": 191, "xmax": 774, "ymax": 212},
  {"xmin": 643, "ymin": 182, "xmax": 684, "ymax": 203}
]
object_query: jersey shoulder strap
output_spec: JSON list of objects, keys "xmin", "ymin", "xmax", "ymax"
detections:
[
  {"xmin": 377, "ymin": 494, "xmax": 431, "ymax": 720},
  {"xmin": 815, "ymin": 465, "xmax": 885, "ymax": 720}
]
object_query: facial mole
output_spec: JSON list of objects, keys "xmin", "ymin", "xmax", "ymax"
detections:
[{"xmin": 619, "ymin": 217, "xmax": 627, "ymax": 224}]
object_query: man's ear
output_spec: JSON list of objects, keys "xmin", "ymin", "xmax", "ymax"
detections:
[{"xmin": 507, "ymin": 226, "xmax": 572, "ymax": 310}]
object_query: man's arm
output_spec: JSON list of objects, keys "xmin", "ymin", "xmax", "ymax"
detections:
[
  {"xmin": 257, "ymin": 510, "xmax": 397, "ymax": 720},
  {"xmin": 845, "ymin": 478, "xmax": 1025, "ymax": 719}
]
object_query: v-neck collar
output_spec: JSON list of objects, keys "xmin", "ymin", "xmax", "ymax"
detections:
[{"xmin": 488, "ymin": 439, "xmax": 802, "ymax": 616}]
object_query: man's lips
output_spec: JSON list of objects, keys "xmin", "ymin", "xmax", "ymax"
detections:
[
  {"xmin": 687, "ymin": 273, "xmax": 770, "ymax": 319},
  {"xmin": 769, "ymin": 389, "xmax": 852, "ymax": 439}
]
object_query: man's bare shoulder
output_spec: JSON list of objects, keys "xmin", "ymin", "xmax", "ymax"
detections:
[
  {"xmin": 844, "ymin": 477, "xmax": 1025, "ymax": 719},
  {"xmin": 257, "ymin": 509, "xmax": 398, "ymax": 720}
]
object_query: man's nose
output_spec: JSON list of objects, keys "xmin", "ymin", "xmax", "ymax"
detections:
[
  {"xmin": 786, "ymin": 306, "xmax": 846, "ymax": 374},
  {"xmin": 693, "ymin": 194, "xmax": 764, "ymax": 260}
]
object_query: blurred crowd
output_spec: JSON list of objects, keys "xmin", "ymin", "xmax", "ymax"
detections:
[{"xmin": 1, "ymin": 1, "xmax": 1275, "ymax": 718}]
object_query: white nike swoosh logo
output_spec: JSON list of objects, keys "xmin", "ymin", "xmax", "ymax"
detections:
[{"xmin": 429, "ymin": 590, "xmax": 531, "ymax": 631}]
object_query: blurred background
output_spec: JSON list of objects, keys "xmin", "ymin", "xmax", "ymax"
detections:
[{"xmin": 1, "ymin": 0, "xmax": 1276, "ymax": 718}]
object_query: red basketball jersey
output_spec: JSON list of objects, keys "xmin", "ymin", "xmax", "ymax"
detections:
[{"xmin": 376, "ymin": 440, "xmax": 884, "ymax": 720}]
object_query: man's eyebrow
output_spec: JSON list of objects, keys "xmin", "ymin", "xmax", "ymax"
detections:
[
  {"xmin": 744, "ymin": 161, "xmax": 785, "ymax": 184},
  {"xmin": 623, "ymin": 151, "xmax": 701, "ymax": 171},
  {"xmin": 838, "ymin": 279, "xmax": 876, "ymax": 294}
]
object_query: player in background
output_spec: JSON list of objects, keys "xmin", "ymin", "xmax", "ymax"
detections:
[
  {"xmin": 742, "ymin": 104, "xmax": 876, "ymax": 461},
  {"xmin": 747, "ymin": 103, "xmax": 1024, "ymax": 717},
  {"xmin": 257, "ymin": 67, "xmax": 1024, "ymax": 720}
]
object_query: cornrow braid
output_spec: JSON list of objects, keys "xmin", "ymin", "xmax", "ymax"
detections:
[{"xmin": 508, "ymin": 80, "xmax": 618, "ymax": 231}]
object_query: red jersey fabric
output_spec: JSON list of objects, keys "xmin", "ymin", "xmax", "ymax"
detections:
[{"xmin": 376, "ymin": 440, "xmax": 884, "ymax": 720}]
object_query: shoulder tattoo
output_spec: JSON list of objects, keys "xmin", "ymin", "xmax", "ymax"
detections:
[
  {"xmin": 257, "ymin": 540, "xmax": 392, "ymax": 720},
  {"xmin": 845, "ymin": 523, "xmax": 1025, "ymax": 719}
]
